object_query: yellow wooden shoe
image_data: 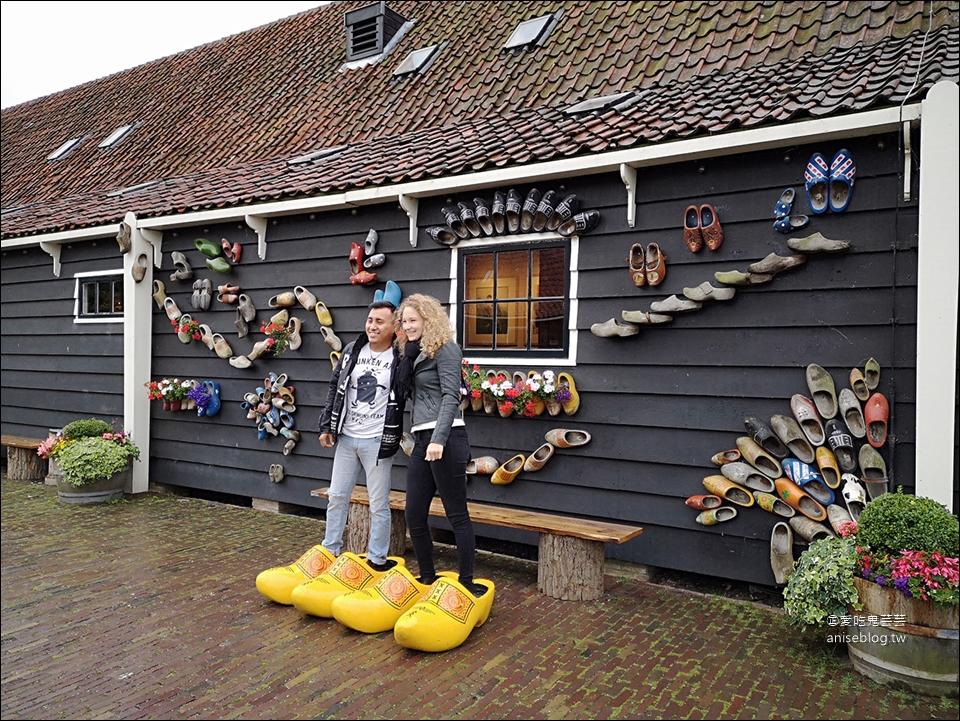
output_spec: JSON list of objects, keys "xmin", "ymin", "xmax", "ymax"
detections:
[
  {"xmin": 556, "ymin": 372, "xmax": 580, "ymax": 415},
  {"xmin": 255, "ymin": 544, "xmax": 336, "ymax": 605},
  {"xmin": 332, "ymin": 568, "xmax": 457, "ymax": 634},
  {"xmin": 394, "ymin": 577, "xmax": 495, "ymax": 652},
  {"xmin": 290, "ymin": 553, "xmax": 405, "ymax": 618}
]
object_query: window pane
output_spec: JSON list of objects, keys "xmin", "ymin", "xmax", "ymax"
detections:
[
  {"xmin": 532, "ymin": 300, "xmax": 565, "ymax": 349},
  {"xmin": 97, "ymin": 282, "xmax": 111, "ymax": 313},
  {"xmin": 113, "ymin": 282, "xmax": 123, "ymax": 313},
  {"xmin": 83, "ymin": 282, "xmax": 97, "ymax": 315},
  {"xmin": 497, "ymin": 301, "xmax": 529, "ymax": 350},
  {"xmin": 497, "ymin": 250, "xmax": 528, "ymax": 299},
  {"xmin": 534, "ymin": 247, "xmax": 565, "ymax": 298}
]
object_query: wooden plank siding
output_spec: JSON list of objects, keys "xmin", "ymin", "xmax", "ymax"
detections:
[{"xmin": 3, "ymin": 129, "xmax": 947, "ymax": 586}]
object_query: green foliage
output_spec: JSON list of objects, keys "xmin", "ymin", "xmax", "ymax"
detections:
[
  {"xmin": 56, "ymin": 436, "xmax": 140, "ymax": 487},
  {"xmin": 783, "ymin": 536, "xmax": 861, "ymax": 627},
  {"xmin": 61, "ymin": 418, "xmax": 113, "ymax": 441},
  {"xmin": 857, "ymin": 488, "xmax": 959, "ymax": 556}
]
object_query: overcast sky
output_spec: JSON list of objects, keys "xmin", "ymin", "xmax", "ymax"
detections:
[{"xmin": 1, "ymin": 1, "xmax": 326, "ymax": 109}]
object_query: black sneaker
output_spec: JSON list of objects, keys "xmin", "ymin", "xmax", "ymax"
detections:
[{"xmin": 367, "ymin": 559, "xmax": 396, "ymax": 573}]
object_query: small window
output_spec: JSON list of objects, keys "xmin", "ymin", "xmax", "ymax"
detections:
[
  {"xmin": 79, "ymin": 275, "xmax": 124, "ymax": 318},
  {"xmin": 393, "ymin": 44, "xmax": 442, "ymax": 77},
  {"xmin": 98, "ymin": 124, "xmax": 135, "ymax": 149},
  {"xmin": 47, "ymin": 136, "xmax": 84, "ymax": 161},
  {"xmin": 459, "ymin": 241, "xmax": 568, "ymax": 356},
  {"xmin": 504, "ymin": 11, "xmax": 561, "ymax": 51}
]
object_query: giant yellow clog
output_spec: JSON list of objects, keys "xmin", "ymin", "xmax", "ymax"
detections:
[
  {"xmin": 393, "ymin": 576, "xmax": 495, "ymax": 652},
  {"xmin": 290, "ymin": 552, "xmax": 405, "ymax": 618},
  {"xmin": 332, "ymin": 568, "xmax": 457, "ymax": 634},
  {"xmin": 255, "ymin": 544, "xmax": 336, "ymax": 605}
]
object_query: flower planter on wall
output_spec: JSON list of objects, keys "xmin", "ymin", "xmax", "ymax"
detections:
[{"xmin": 848, "ymin": 577, "xmax": 959, "ymax": 697}]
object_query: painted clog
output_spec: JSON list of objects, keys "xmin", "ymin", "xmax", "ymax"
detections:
[
  {"xmin": 256, "ymin": 545, "xmax": 337, "ymax": 605},
  {"xmin": 864, "ymin": 392, "xmax": 889, "ymax": 448},
  {"xmin": 291, "ymin": 553, "xmax": 406, "ymax": 618},
  {"xmin": 702, "ymin": 475, "xmax": 754, "ymax": 507},
  {"xmin": 194, "ymin": 237, "xmax": 222, "ymax": 258},
  {"xmin": 491, "ymin": 454, "xmax": 525, "ymax": 485},
  {"xmin": 774, "ymin": 477, "xmax": 827, "ymax": 522},
  {"xmin": 394, "ymin": 576, "xmax": 495, "ymax": 653}
]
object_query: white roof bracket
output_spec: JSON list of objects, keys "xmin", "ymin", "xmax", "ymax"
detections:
[
  {"xmin": 140, "ymin": 227, "xmax": 164, "ymax": 267},
  {"xmin": 38, "ymin": 240, "xmax": 62, "ymax": 277},
  {"xmin": 620, "ymin": 163, "xmax": 637, "ymax": 228},
  {"xmin": 398, "ymin": 194, "xmax": 419, "ymax": 247},
  {"xmin": 245, "ymin": 214, "xmax": 268, "ymax": 259},
  {"xmin": 902, "ymin": 120, "xmax": 913, "ymax": 202}
]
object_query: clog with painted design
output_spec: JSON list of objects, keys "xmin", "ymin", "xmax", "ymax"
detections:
[
  {"xmin": 394, "ymin": 576, "xmax": 495, "ymax": 652},
  {"xmin": 332, "ymin": 568, "xmax": 457, "ymax": 634},
  {"xmin": 256, "ymin": 545, "xmax": 337, "ymax": 605},
  {"xmin": 291, "ymin": 552, "xmax": 405, "ymax": 618}
]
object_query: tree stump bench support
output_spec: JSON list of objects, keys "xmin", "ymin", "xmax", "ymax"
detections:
[
  {"xmin": 311, "ymin": 486, "xmax": 642, "ymax": 601},
  {"xmin": 2, "ymin": 435, "xmax": 48, "ymax": 481}
]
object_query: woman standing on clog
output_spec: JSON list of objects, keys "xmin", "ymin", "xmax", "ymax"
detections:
[{"xmin": 396, "ymin": 294, "xmax": 485, "ymax": 597}]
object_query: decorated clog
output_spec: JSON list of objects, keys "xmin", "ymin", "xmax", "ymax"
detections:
[
  {"xmin": 332, "ymin": 567, "xmax": 457, "ymax": 634},
  {"xmin": 291, "ymin": 552, "xmax": 405, "ymax": 618},
  {"xmin": 255, "ymin": 544, "xmax": 337, "ymax": 605},
  {"xmin": 394, "ymin": 576, "xmax": 495, "ymax": 653}
]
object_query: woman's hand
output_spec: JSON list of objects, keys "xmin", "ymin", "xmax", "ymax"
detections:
[{"xmin": 426, "ymin": 442, "xmax": 444, "ymax": 461}]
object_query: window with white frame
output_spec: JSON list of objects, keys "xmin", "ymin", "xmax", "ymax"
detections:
[
  {"xmin": 76, "ymin": 273, "xmax": 123, "ymax": 320},
  {"xmin": 458, "ymin": 240, "xmax": 569, "ymax": 357}
]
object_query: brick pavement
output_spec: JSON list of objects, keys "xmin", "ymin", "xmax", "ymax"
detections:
[{"xmin": 2, "ymin": 477, "xmax": 955, "ymax": 720}]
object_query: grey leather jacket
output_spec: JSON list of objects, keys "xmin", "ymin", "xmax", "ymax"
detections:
[{"xmin": 409, "ymin": 341, "xmax": 464, "ymax": 447}]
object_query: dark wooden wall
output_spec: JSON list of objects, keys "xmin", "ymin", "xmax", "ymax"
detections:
[
  {"xmin": 3, "ymin": 129, "xmax": 956, "ymax": 586},
  {"xmin": 1, "ymin": 240, "xmax": 125, "ymax": 434}
]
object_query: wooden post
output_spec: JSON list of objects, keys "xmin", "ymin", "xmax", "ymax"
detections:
[
  {"xmin": 537, "ymin": 534, "xmax": 605, "ymax": 601},
  {"xmin": 7, "ymin": 448, "xmax": 47, "ymax": 481},
  {"xmin": 344, "ymin": 503, "xmax": 407, "ymax": 557}
]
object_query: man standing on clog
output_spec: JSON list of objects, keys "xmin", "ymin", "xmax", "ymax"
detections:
[{"xmin": 319, "ymin": 300, "xmax": 405, "ymax": 572}]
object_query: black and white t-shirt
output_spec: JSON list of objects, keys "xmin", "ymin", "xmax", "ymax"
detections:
[{"xmin": 342, "ymin": 345, "xmax": 392, "ymax": 438}]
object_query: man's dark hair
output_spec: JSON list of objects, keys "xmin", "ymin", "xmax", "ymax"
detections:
[{"xmin": 368, "ymin": 300, "xmax": 396, "ymax": 312}]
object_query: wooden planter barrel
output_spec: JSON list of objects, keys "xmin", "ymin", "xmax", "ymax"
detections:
[
  {"xmin": 56, "ymin": 465, "xmax": 132, "ymax": 504},
  {"xmin": 848, "ymin": 576, "xmax": 959, "ymax": 697}
]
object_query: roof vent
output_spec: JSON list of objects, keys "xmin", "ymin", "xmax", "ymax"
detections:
[
  {"xmin": 345, "ymin": 2, "xmax": 408, "ymax": 62},
  {"xmin": 503, "ymin": 9, "xmax": 562, "ymax": 53}
]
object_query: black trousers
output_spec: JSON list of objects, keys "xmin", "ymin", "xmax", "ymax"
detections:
[{"xmin": 405, "ymin": 426, "xmax": 475, "ymax": 580}]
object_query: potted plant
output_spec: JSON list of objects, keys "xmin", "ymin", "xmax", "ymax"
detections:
[
  {"xmin": 39, "ymin": 419, "xmax": 140, "ymax": 504},
  {"xmin": 462, "ymin": 361, "xmax": 486, "ymax": 412},
  {"xmin": 784, "ymin": 488, "xmax": 959, "ymax": 697},
  {"xmin": 145, "ymin": 377, "xmax": 194, "ymax": 411},
  {"xmin": 848, "ymin": 489, "xmax": 958, "ymax": 696}
]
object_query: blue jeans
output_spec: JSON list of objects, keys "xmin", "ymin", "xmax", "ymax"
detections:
[{"xmin": 322, "ymin": 434, "xmax": 393, "ymax": 565}]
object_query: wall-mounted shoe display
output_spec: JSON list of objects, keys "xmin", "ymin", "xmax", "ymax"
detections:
[
  {"xmin": 683, "ymin": 205, "xmax": 703, "ymax": 253},
  {"xmin": 838, "ymin": 388, "xmax": 866, "ymax": 438},
  {"xmin": 789, "ymin": 515, "xmax": 835, "ymax": 543},
  {"xmin": 864, "ymin": 392, "xmax": 888, "ymax": 448},
  {"xmin": 548, "ymin": 194, "xmax": 578, "ymax": 232},
  {"xmin": 363, "ymin": 229, "xmax": 378, "ymax": 256},
  {"xmin": 491, "ymin": 191, "xmax": 506, "ymax": 234},
  {"xmin": 773, "ymin": 215, "xmax": 810, "ymax": 233},
  {"xmin": 491, "ymin": 454, "xmax": 525, "ymax": 484},
  {"xmin": 458, "ymin": 202, "xmax": 482, "ymax": 237},
  {"xmin": 699, "ymin": 204, "xmax": 723, "ymax": 251},
  {"xmin": 804, "ymin": 152, "xmax": 829, "ymax": 214},
  {"xmin": 442, "ymin": 207, "xmax": 469, "ymax": 239},
  {"xmin": 786, "ymin": 232, "xmax": 850, "ymax": 253},
  {"xmin": 824, "ymin": 418, "xmax": 856, "ymax": 472},
  {"xmin": 828, "ymin": 148, "xmax": 856, "ymax": 213},
  {"xmin": 221, "ymin": 239, "xmax": 242, "ymax": 263},
  {"xmin": 644, "ymin": 243, "xmax": 665, "ymax": 286},
  {"xmin": 774, "ymin": 188, "xmax": 795, "ymax": 219},
  {"xmin": 194, "ymin": 237, "xmax": 222, "ymax": 258},
  {"xmin": 132, "ymin": 252, "xmax": 149, "ymax": 283},
  {"xmin": 696, "ymin": 507, "xmax": 738, "ymax": 525},
  {"xmin": 591, "ymin": 318, "xmax": 640, "ymax": 337},
  {"xmin": 557, "ymin": 210, "xmax": 600, "ymax": 238},
  {"xmin": 650, "ymin": 295, "xmax": 702, "ymax": 314},
  {"xmin": 474, "ymin": 198, "xmax": 494, "ymax": 236},
  {"xmin": 169, "ymin": 251, "xmax": 194, "ymax": 281},
  {"xmin": 628, "ymin": 243, "xmax": 645, "ymax": 287},
  {"xmin": 748, "ymin": 252, "xmax": 806, "ymax": 276},
  {"xmin": 685, "ymin": 494, "xmax": 722, "ymax": 511},
  {"xmin": 520, "ymin": 188, "xmax": 541, "ymax": 232},
  {"xmin": 805, "ymin": 363, "xmax": 838, "ymax": 419},
  {"xmin": 770, "ymin": 521, "xmax": 794, "ymax": 584},
  {"xmin": 532, "ymin": 190, "xmax": 558, "ymax": 232}
]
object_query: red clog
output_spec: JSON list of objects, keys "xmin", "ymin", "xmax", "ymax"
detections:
[
  {"xmin": 864, "ymin": 392, "xmax": 888, "ymax": 448},
  {"xmin": 685, "ymin": 494, "xmax": 721, "ymax": 511},
  {"xmin": 683, "ymin": 205, "xmax": 703, "ymax": 253},
  {"xmin": 700, "ymin": 204, "xmax": 723, "ymax": 251},
  {"xmin": 349, "ymin": 241, "xmax": 364, "ymax": 274},
  {"xmin": 349, "ymin": 270, "xmax": 378, "ymax": 285}
]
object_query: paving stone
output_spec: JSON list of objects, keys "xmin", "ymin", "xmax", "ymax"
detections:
[{"xmin": 1, "ymin": 477, "xmax": 954, "ymax": 720}]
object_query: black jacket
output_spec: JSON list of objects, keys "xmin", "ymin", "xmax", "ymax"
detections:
[{"xmin": 318, "ymin": 333, "xmax": 404, "ymax": 459}]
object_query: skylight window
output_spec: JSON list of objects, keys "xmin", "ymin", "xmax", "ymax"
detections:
[
  {"xmin": 504, "ymin": 10, "xmax": 562, "ymax": 51},
  {"xmin": 106, "ymin": 180, "xmax": 161, "ymax": 198},
  {"xmin": 393, "ymin": 43, "xmax": 442, "ymax": 77},
  {"xmin": 287, "ymin": 145, "xmax": 348, "ymax": 166},
  {"xmin": 98, "ymin": 124, "xmax": 135, "ymax": 149},
  {"xmin": 47, "ymin": 137, "xmax": 84, "ymax": 161}
]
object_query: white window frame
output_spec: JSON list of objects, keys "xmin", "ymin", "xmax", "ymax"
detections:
[
  {"xmin": 74, "ymin": 270, "xmax": 124, "ymax": 324},
  {"xmin": 448, "ymin": 232, "xmax": 579, "ymax": 367}
]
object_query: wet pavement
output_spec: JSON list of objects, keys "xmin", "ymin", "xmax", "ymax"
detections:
[{"xmin": 2, "ymin": 477, "xmax": 955, "ymax": 720}]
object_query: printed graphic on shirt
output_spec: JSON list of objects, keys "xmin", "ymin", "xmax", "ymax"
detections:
[{"xmin": 343, "ymin": 346, "xmax": 392, "ymax": 438}]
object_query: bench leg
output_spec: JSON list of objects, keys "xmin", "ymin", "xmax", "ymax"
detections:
[
  {"xmin": 344, "ymin": 503, "xmax": 408, "ymax": 557},
  {"xmin": 7, "ymin": 447, "xmax": 47, "ymax": 481},
  {"xmin": 537, "ymin": 533, "xmax": 605, "ymax": 601}
]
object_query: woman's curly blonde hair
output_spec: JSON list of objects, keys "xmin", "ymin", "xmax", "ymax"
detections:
[{"xmin": 397, "ymin": 293, "xmax": 454, "ymax": 358}]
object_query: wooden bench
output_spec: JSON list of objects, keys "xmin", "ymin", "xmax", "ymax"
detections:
[
  {"xmin": 2, "ymin": 435, "xmax": 48, "ymax": 481},
  {"xmin": 311, "ymin": 486, "xmax": 642, "ymax": 601}
]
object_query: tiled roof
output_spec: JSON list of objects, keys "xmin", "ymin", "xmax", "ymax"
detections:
[{"xmin": 2, "ymin": 1, "xmax": 957, "ymax": 239}]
